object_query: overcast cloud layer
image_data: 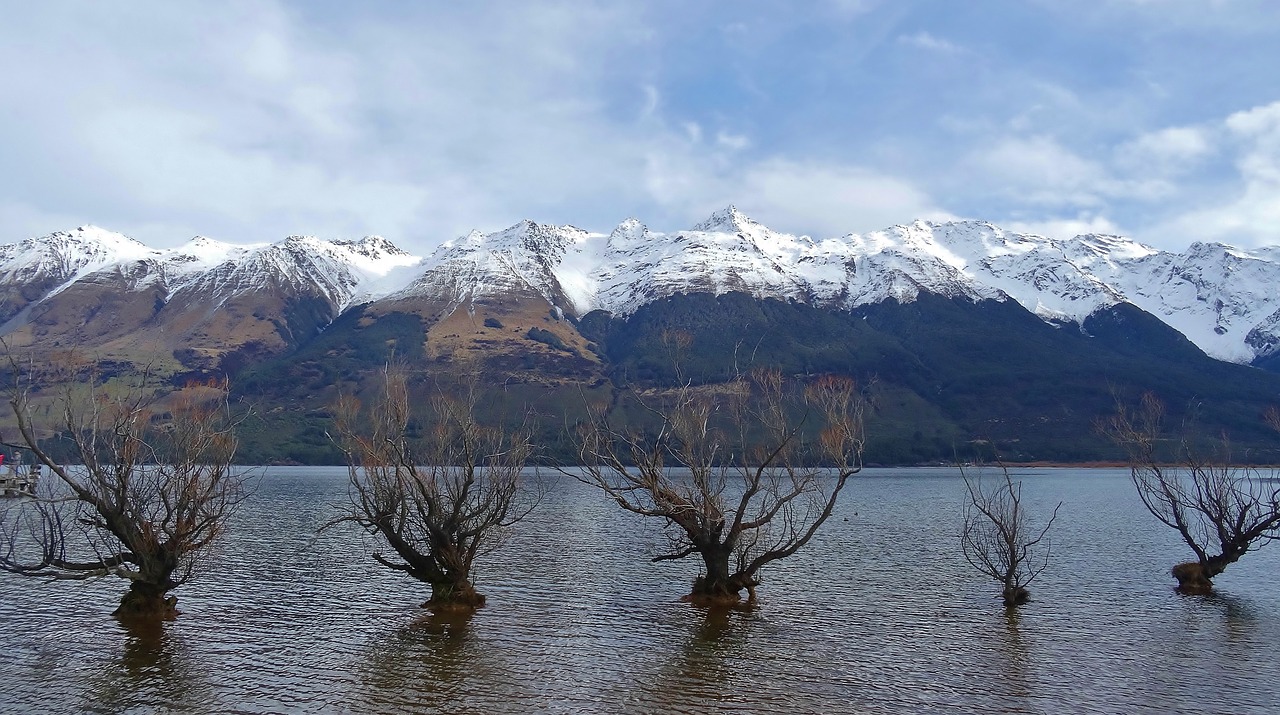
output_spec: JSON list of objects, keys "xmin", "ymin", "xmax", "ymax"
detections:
[{"xmin": 3, "ymin": 0, "xmax": 1279, "ymax": 252}]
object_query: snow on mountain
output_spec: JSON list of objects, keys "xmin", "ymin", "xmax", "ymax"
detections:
[
  {"xmin": 168, "ymin": 235, "xmax": 256, "ymax": 269},
  {"xmin": 393, "ymin": 221, "xmax": 598, "ymax": 311},
  {"xmin": 1105, "ymin": 241, "xmax": 1280, "ymax": 363},
  {"xmin": 0, "ymin": 225, "xmax": 157, "ymax": 297},
  {"xmin": 0, "ymin": 228, "xmax": 424, "ymax": 321},
  {"xmin": 388, "ymin": 207, "xmax": 826, "ymax": 317},
  {"xmin": 172, "ymin": 234, "xmax": 421, "ymax": 312},
  {"xmin": 403, "ymin": 208, "xmax": 994, "ymax": 318},
  {"xmin": 593, "ymin": 207, "xmax": 817, "ymax": 316},
  {"xmin": 5, "ymin": 212, "xmax": 1280, "ymax": 366},
  {"xmin": 402, "ymin": 208, "xmax": 1280, "ymax": 365}
]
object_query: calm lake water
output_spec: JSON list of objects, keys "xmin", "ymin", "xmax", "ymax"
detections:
[{"xmin": 2, "ymin": 467, "xmax": 1279, "ymax": 714}]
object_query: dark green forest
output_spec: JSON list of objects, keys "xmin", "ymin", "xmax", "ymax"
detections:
[{"xmin": 224, "ymin": 292, "xmax": 1280, "ymax": 466}]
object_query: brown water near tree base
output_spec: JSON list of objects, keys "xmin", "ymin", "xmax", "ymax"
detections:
[{"xmin": 2, "ymin": 467, "xmax": 1279, "ymax": 714}]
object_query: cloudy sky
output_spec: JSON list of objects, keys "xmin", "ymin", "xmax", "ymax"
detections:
[{"xmin": 3, "ymin": 0, "xmax": 1279, "ymax": 252}]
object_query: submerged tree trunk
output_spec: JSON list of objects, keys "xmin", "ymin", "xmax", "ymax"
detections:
[
  {"xmin": 684, "ymin": 546, "xmax": 745, "ymax": 606},
  {"xmin": 1171, "ymin": 562, "xmax": 1213, "ymax": 594},
  {"xmin": 113, "ymin": 581, "xmax": 180, "ymax": 620},
  {"xmin": 424, "ymin": 577, "xmax": 486, "ymax": 612},
  {"xmin": 1172, "ymin": 553, "xmax": 1238, "ymax": 595},
  {"xmin": 1001, "ymin": 585, "xmax": 1030, "ymax": 608},
  {"xmin": 1002, "ymin": 571, "xmax": 1030, "ymax": 607}
]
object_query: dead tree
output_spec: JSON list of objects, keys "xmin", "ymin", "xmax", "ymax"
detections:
[
  {"xmin": 575, "ymin": 369, "xmax": 865, "ymax": 605},
  {"xmin": 329, "ymin": 366, "xmax": 536, "ymax": 611},
  {"xmin": 1105, "ymin": 393, "xmax": 1280, "ymax": 594},
  {"xmin": 1, "ymin": 361, "xmax": 246, "ymax": 619},
  {"xmin": 960, "ymin": 464, "xmax": 1061, "ymax": 607}
]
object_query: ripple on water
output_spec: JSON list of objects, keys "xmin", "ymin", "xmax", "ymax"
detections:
[{"xmin": 2, "ymin": 467, "xmax": 1280, "ymax": 714}]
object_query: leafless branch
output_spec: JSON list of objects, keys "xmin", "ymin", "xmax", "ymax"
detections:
[
  {"xmin": 329, "ymin": 363, "xmax": 540, "ymax": 610},
  {"xmin": 1103, "ymin": 393, "xmax": 1280, "ymax": 593},
  {"xmin": 960, "ymin": 462, "xmax": 1061, "ymax": 607},
  {"xmin": 571, "ymin": 368, "xmax": 866, "ymax": 604},
  {"xmin": 1, "ymin": 352, "xmax": 249, "ymax": 618}
]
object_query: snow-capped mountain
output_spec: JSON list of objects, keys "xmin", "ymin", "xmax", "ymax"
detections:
[
  {"xmin": 398, "ymin": 207, "xmax": 1280, "ymax": 366},
  {"xmin": 0, "ymin": 226, "xmax": 421, "ymax": 323},
  {"xmin": 4, "ymin": 209, "xmax": 1280, "ymax": 367},
  {"xmin": 168, "ymin": 233, "xmax": 420, "ymax": 314},
  {"xmin": 390, "ymin": 220, "xmax": 595, "ymax": 312},
  {"xmin": 395, "ymin": 207, "xmax": 1011, "ymax": 318},
  {"xmin": 0, "ymin": 226, "xmax": 156, "ymax": 288},
  {"xmin": 0, "ymin": 226, "xmax": 423, "ymax": 363}
]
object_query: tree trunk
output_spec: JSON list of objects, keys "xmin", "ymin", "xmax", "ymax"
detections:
[
  {"xmin": 1172, "ymin": 561, "xmax": 1212, "ymax": 594},
  {"xmin": 424, "ymin": 576, "xmax": 486, "ymax": 612},
  {"xmin": 1001, "ymin": 585, "xmax": 1030, "ymax": 608},
  {"xmin": 684, "ymin": 547, "xmax": 742, "ymax": 606},
  {"xmin": 1001, "ymin": 572, "xmax": 1030, "ymax": 607},
  {"xmin": 1173, "ymin": 551, "xmax": 1241, "ymax": 594},
  {"xmin": 113, "ymin": 581, "xmax": 180, "ymax": 620}
]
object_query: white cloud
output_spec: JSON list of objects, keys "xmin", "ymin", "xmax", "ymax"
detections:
[
  {"xmin": 970, "ymin": 133, "xmax": 1178, "ymax": 211},
  {"xmin": 716, "ymin": 131, "xmax": 750, "ymax": 151},
  {"xmin": 734, "ymin": 160, "xmax": 953, "ymax": 237},
  {"xmin": 1005, "ymin": 81, "xmax": 1087, "ymax": 134},
  {"xmin": 642, "ymin": 147, "xmax": 714, "ymax": 212},
  {"xmin": 641, "ymin": 84, "xmax": 661, "ymax": 120},
  {"xmin": 981, "ymin": 103, "xmax": 1280, "ymax": 250},
  {"xmin": 971, "ymin": 135, "xmax": 1108, "ymax": 207},
  {"xmin": 897, "ymin": 31, "xmax": 961, "ymax": 53},
  {"xmin": 2, "ymin": 1, "xmax": 1277, "ymax": 255},
  {"xmin": 636, "ymin": 112, "xmax": 952, "ymax": 238},
  {"xmin": 1006, "ymin": 214, "xmax": 1125, "ymax": 240},
  {"xmin": 1227, "ymin": 100, "xmax": 1280, "ymax": 184},
  {"xmin": 1146, "ymin": 100, "xmax": 1280, "ymax": 247},
  {"xmin": 0, "ymin": 2, "xmax": 674, "ymax": 249},
  {"xmin": 1226, "ymin": 100, "xmax": 1280, "ymax": 135},
  {"xmin": 650, "ymin": 157, "xmax": 951, "ymax": 238},
  {"xmin": 1115, "ymin": 126, "xmax": 1214, "ymax": 174}
]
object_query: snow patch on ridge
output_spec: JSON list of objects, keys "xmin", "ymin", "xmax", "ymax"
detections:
[
  {"xmin": 398, "ymin": 207, "xmax": 1280, "ymax": 365},
  {"xmin": 0, "ymin": 227, "xmax": 427, "ymax": 318},
  {"xmin": 6, "ymin": 209, "xmax": 1280, "ymax": 366}
]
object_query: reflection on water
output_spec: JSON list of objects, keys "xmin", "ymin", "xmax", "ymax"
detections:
[
  {"xmin": 995, "ymin": 608, "xmax": 1033, "ymax": 708},
  {"xmin": 625, "ymin": 606, "xmax": 763, "ymax": 715},
  {"xmin": 82, "ymin": 620, "xmax": 210, "ymax": 714},
  {"xmin": 353, "ymin": 610, "xmax": 497, "ymax": 714},
  {"xmin": 1, "ymin": 467, "xmax": 1280, "ymax": 714}
]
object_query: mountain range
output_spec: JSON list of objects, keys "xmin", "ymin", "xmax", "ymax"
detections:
[{"xmin": 3, "ymin": 209, "xmax": 1279, "ymax": 464}]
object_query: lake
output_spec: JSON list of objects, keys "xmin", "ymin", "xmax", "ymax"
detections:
[{"xmin": 1, "ymin": 467, "xmax": 1278, "ymax": 714}]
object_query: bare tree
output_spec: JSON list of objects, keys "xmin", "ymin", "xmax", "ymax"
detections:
[
  {"xmin": 1, "ymin": 359, "xmax": 247, "ymax": 619},
  {"xmin": 328, "ymin": 366, "xmax": 537, "ymax": 611},
  {"xmin": 960, "ymin": 463, "xmax": 1061, "ymax": 607},
  {"xmin": 1105, "ymin": 393, "xmax": 1280, "ymax": 594},
  {"xmin": 575, "ymin": 368, "xmax": 865, "ymax": 605}
]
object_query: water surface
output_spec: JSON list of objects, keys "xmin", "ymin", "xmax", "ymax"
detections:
[{"xmin": 1, "ymin": 467, "xmax": 1278, "ymax": 713}]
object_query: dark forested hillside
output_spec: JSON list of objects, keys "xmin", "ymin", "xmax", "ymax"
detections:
[{"xmin": 227, "ymin": 291, "xmax": 1280, "ymax": 465}]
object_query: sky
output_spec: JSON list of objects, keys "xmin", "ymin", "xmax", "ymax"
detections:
[{"xmin": 3, "ymin": 0, "xmax": 1280, "ymax": 253}]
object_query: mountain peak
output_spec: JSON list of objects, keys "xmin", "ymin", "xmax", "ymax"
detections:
[
  {"xmin": 608, "ymin": 217, "xmax": 649, "ymax": 246},
  {"xmin": 692, "ymin": 205, "xmax": 759, "ymax": 233},
  {"xmin": 172, "ymin": 235, "xmax": 243, "ymax": 264},
  {"xmin": 333, "ymin": 235, "xmax": 408, "ymax": 257},
  {"xmin": 29, "ymin": 226, "xmax": 154, "ymax": 266},
  {"xmin": 50, "ymin": 224, "xmax": 148, "ymax": 246}
]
